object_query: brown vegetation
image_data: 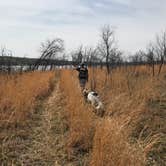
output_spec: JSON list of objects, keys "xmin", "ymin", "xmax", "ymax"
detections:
[
  {"xmin": 0, "ymin": 65, "xmax": 165, "ymax": 165},
  {"xmin": 59, "ymin": 65, "xmax": 165, "ymax": 166},
  {"xmin": 0, "ymin": 71, "xmax": 56, "ymax": 164},
  {"xmin": 59, "ymin": 69, "xmax": 97, "ymax": 165},
  {"xmin": 0, "ymin": 71, "xmax": 55, "ymax": 127}
]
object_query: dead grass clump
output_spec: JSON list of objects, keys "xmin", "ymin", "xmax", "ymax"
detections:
[
  {"xmin": 59, "ymin": 66, "xmax": 165, "ymax": 165},
  {"xmin": 90, "ymin": 118, "xmax": 145, "ymax": 166},
  {"xmin": 0, "ymin": 71, "xmax": 55, "ymax": 126},
  {"xmin": 86, "ymin": 66, "xmax": 166, "ymax": 165},
  {"xmin": 59, "ymin": 69, "xmax": 96, "ymax": 161},
  {"xmin": 0, "ymin": 71, "xmax": 56, "ymax": 164},
  {"xmin": 88, "ymin": 66, "xmax": 165, "ymax": 165}
]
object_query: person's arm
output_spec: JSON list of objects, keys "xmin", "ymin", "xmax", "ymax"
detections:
[{"xmin": 76, "ymin": 66, "xmax": 80, "ymax": 71}]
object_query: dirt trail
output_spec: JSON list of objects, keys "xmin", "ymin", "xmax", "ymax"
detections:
[{"xmin": 19, "ymin": 83, "xmax": 68, "ymax": 165}]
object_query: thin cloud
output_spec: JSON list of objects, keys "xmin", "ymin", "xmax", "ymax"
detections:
[{"xmin": 0, "ymin": 0, "xmax": 166, "ymax": 57}]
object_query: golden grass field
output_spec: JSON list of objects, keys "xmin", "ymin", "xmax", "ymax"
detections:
[
  {"xmin": 0, "ymin": 71, "xmax": 55, "ymax": 126},
  {"xmin": 0, "ymin": 66, "xmax": 165, "ymax": 165}
]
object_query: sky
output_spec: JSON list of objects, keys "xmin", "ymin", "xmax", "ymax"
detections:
[{"xmin": 0, "ymin": 0, "xmax": 166, "ymax": 58}]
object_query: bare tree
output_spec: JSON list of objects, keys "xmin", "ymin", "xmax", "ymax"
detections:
[
  {"xmin": 40, "ymin": 38, "xmax": 64, "ymax": 59},
  {"xmin": 0, "ymin": 46, "xmax": 6, "ymax": 57},
  {"xmin": 71, "ymin": 45, "xmax": 100, "ymax": 67},
  {"xmin": 33, "ymin": 38, "xmax": 64, "ymax": 70},
  {"xmin": 146, "ymin": 43, "xmax": 155, "ymax": 76},
  {"xmin": 129, "ymin": 50, "xmax": 145, "ymax": 64},
  {"xmin": 71, "ymin": 45, "xmax": 83, "ymax": 64},
  {"xmin": 0, "ymin": 47, "xmax": 6, "ymax": 72},
  {"xmin": 82, "ymin": 47, "xmax": 91, "ymax": 63},
  {"xmin": 0, "ymin": 47, "xmax": 13, "ymax": 73},
  {"xmin": 83, "ymin": 47, "xmax": 100, "ymax": 65},
  {"xmin": 154, "ymin": 30, "xmax": 166, "ymax": 76},
  {"xmin": 98, "ymin": 25, "xmax": 117, "ymax": 74},
  {"xmin": 108, "ymin": 48, "xmax": 123, "ymax": 67}
]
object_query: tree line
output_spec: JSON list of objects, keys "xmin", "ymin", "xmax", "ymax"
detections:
[{"xmin": 0, "ymin": 25, "xmax": 166, "ymax": 75}]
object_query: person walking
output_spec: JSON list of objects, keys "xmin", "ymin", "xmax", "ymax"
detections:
[{"xmin": 76, "ymin": 62, "xmax": 88, "ymax": 91}]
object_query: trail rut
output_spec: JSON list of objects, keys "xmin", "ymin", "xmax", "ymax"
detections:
[{"xmin": 19, "ymin": 83, "xmax": 68, "ymax": 165}]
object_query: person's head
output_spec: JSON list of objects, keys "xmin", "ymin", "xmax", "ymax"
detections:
[{"xmin": 80, "ymin": 62, "xmax": 85, "ymax": 67}]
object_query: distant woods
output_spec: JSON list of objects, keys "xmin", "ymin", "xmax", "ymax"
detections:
[
  {"xmin": 33, "ymin": 38, "xmax": 64, "ymax": 70},
  {"xmin": 0, "ymin": 25, "xmax": 166, "ymax": 76},
  {"xmin": 129, "ymin": 30, "xmax": 166, "ymax": 76}
]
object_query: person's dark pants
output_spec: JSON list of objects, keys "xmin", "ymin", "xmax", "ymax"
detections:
[{"xmin": 79, "ymin": 78, "xmax": 87, "ymax": 91}]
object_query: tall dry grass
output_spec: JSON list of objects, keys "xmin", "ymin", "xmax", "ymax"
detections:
[
  {"xmin": 0, "ymin": 71, "xmax": 55, "ymax": 127},
  {"xmin": 59, "ymin": 70, "xmax": 96, "ymax": 162},
  {"xmin": 87, "ymin": 65, "xmax": 165, "ymax": 165},
  {"xmin": 59, "ymin": 67, "xmax": 150, "ymax": 165},
  {"xmin": 61, "ymin": 66, "xmax": 166, "ymax": 166},
  {"xmin": 0, "ymin": 71, "xmax": 57, "ymax": 164},
  {"xmin": 90, "ymin": 118, "xmax": 144, "ymax": 166},
  {"xmin": 1, "ymin": 66, "xmax": 163, "ymax": 165}
]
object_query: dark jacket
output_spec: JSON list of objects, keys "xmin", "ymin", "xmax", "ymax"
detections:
[{"xmin": 76, "ymin": 66, "xmax": 88, "ymax": 80}]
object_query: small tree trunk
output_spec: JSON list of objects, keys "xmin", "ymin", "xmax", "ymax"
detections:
[
  {"xmin": 158, "ymin": 57, "xmax": 164, "ymax": 76},
  {"xmin": 106, "ymin": 62, "xmax": 110, "ymax": 74},
  {"xmin": 152, "ymin": 62, "xmax": 155, "ymax": 76}
]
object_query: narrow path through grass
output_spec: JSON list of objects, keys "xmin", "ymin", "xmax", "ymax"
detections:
[
  {"xmin": 19, "ymin": 82, "xmax": 69, "ymax": 165},
  {"xmin": 0, "ymin": 79, "xmax": 69, "ymax": 165}
]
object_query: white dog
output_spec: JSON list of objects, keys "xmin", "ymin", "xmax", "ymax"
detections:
[{"xmin": 83, "ymin": 89, "xmax": 104, "ymax": 116}]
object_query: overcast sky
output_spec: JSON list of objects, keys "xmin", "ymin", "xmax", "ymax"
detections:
[{"xmin": 0, "ymin": 0, "xmax": 166, "ymax": 58}]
